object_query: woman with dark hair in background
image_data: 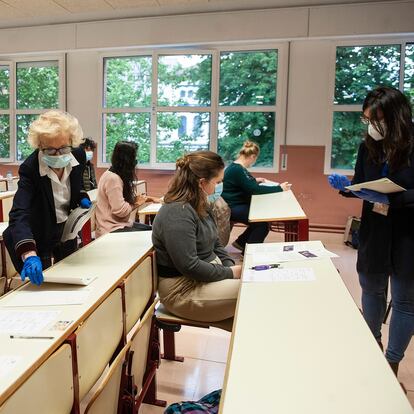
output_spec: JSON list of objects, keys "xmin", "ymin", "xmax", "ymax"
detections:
[
  {"xmin": 328, "ymin": 86, "xmax": 414, "ymax": 380},
  {"xmin": 95, "ymin": 140, "xmax": 155, "ymax": 237},
  {"xmin": 80, "ymin": 137, "xmax": 97, "ymax": 191},
  {"xmin": 152, "ymin": 151, "xmax": 241, "ymax": 331}
]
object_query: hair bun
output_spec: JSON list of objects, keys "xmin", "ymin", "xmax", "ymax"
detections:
[
  {"xmin": 176, "ymin": 155, "xmax": 189, "ymax": 169},
  {"xmin": 244, "ymin": 140, "xmax": 254, "ymax": 148}
]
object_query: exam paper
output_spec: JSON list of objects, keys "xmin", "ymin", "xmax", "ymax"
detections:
[
  {"xmin": 2, "ymin": 289, "xmax": 90, "ymax": 307},
  {"xmin": 244, "ymin": 267, "xmax": 316, "ymax": 282},
  {"xmin": 0, "ymin": 356, "xmax": 22, "ymax": 379},
  {"xmin": 43, "ymin": 275, "xmax": 96, "ymax": 286},
  {"xmin": 0, "ymin": 310, "xmax": 59, "ymax": 335},
  {"xmin": 346, "ymin": 178, "xmax": 405, "ymax": 194}
]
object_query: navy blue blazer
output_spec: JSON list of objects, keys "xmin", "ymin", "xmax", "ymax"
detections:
[
  {"xmin": 4, "ymin": 147, "xmax": 87, "ymax": 272},
  {"xmin": 341, "ymin": 140, "xmax": 414, "ymax": 277}
]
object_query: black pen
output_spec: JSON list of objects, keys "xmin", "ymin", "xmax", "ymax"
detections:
[
  {"xmin": 250, "ymin": 264, "xmax": 281, "ymax": 271},
  {"xmin": 10, "ymin": 335, "xmax": 54, "ymax": 340}
]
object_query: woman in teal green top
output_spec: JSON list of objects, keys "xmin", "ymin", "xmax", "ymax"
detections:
[{"xmin": 222, "ymin": 141, "xmax": 291, "ymax": 253}]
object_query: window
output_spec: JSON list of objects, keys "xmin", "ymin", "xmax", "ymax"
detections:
[
  {"xmin": 0, "ymin": 58, "xmax": 64, "ymax": 162},
  {"xmin": 328, "ymin": 42, "xmax": 414, "ymax": 172},
  {"xmin": 101, "ymin": 47, "xmax": 284, "ymax": 169}
]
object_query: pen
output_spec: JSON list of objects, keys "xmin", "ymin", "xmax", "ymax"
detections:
[
  {"xmin": 250, "ymin": 264, "xmax": 281, "ymax": 271},
  {"xmin": 10, "ymin": 335, "xmax": 54, "ymax": 340}
]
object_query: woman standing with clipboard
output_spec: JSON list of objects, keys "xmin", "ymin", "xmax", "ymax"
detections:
[{"xmin": 328, "ymin": 86, "xmax": 414, "ymax": 381}]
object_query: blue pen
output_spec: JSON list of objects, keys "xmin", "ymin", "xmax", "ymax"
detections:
[{"xmin": 250, "ymin": 264, "xmax": 281, "ymax": 271}]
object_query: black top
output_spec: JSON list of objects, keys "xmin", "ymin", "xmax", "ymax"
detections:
[
  {"xmin": 3, "ymin": 148, "xmax": 87, "ymax": 272},
  {"xmin": 341, "ymin": 141, "xmax": 414, "ymax": 277}
]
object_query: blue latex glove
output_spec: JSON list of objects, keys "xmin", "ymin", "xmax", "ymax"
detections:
[
  {"xmin": 80, "ymin": 198, "xmax": 92, "ymax": 209},
  {"xmin": 328, "ymin": 174, "xmax": 351, "ymax": 191},
  {"xmin": 21, "ymin": 256, "xmax": 44, "ymax": 285},
  {"xmin": 352, "ymin": 189, "xmax": 389, "ymax": 204}
]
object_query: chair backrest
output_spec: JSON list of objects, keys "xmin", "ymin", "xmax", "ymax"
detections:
[
  {"xmin": 0, "ymin": 344, "xmax": 73, "ymax": 414},
  {"xmin": 75, "ymin": 288, "xmax": 124, "ymax": 401},
  {"xmin": 2, "ymin": 197, "xmax": 13, "ymax": 222},
  {"xmin": 84, "ymin": 342, "xmax": 130, "ymax": 414},
  {"xmin": 124, "ymin": 256, "xmax": 153, "ymax": 334},
  {"xmin": 129, "ymin": 300, "xmax": 157, "ymax": 395}
]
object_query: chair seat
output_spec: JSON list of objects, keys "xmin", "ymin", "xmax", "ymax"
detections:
[{"xmin": 155, "ymin": 304, "xmax": 211, "ymax": 329}]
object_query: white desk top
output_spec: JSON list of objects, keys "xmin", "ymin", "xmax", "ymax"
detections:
[
  {"xmin": 248, "ymin": 190, "xmax": 306, "ymax": 222},
  {"xmin": 138, "ymin": 202, "xmax": 162, "ymax": 215},
  {"xmin": 0, "ymin": 231, "xmax": 153, "ymax": 405},
  {"xmin": 219, "ymin": 241, "xmax": 412, "ymax": 414},
  {"xmin": 0, "ymin": 191, "xmax": 16, "ymax": 201}
]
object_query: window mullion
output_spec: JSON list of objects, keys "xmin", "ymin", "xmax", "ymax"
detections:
[
  {"xmin": 209, "ymin": 50, "xmax": 220, "ymax": 153},
  {"xmin": 150, "ymin": 51, "xmax": 159, "ymax": 167}
]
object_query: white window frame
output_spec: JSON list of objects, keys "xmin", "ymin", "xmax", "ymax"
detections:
[
  {"xmin": 0, "ymin": 61, "xmax": 13, "ymax": 162},
  {"xmin": 99, "ymin": 42, "xmax": 288, "ymax": 172},
  {"xmin": 0, "ymin": 54, "xmax": 65, "ymax": 164},
  {"xmin": 324, "ymin": 37, "xmax": 414, "ymax": 175}
]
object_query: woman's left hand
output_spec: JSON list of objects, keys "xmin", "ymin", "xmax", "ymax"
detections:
[{"xmin": 280, "ymin": 182, "xmax": 292, "ymax": 191}]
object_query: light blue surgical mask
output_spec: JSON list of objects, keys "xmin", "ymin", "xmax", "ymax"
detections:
[
  {"xmin": 85, "ymin": 151, "xmax": 93, "ymax": 162},
  {"xmin": 207, "ymin": 182, "xmax": 223, "ymax": 204},
  {"xmin": 42, "ymin": 153, "xmax": 72, "ymax": 168}
]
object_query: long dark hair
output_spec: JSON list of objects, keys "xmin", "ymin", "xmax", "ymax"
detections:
[
  {"xmin": 164, "ymin": 151, "xmax": 224, "ymax": 217},
  {"xmin": 363, "ymin": 86, "xmax": 414, "ymax": 171},
  {"xmin": 110, "ymin": 141, "xmax": 138, "ymax": 204}
]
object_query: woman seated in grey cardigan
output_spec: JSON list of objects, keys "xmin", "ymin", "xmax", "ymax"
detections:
[{"xmin": 152, "ymin": 151, "xmax": 242, "ymax": 331}]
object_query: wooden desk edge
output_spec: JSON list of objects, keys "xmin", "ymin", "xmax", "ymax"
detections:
[{"xmin": 248, "ymin": 215, "xmax": 307, "ymax": 223}]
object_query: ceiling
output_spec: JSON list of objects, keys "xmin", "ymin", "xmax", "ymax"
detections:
[{"xmin": 0, "ymin": 0, "xmax": 407, "ymax": 29}]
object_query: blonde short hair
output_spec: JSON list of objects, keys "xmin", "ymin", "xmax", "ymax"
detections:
[
  {"xmin": 239, "ymin": 140, "xmax": 260, "ymax": 157},
  {"xmin": 27, "ymin": 110, "xmax": 83, "ymax": 149}
]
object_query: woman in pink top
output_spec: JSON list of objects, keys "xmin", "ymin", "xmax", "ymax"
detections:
[{"xmin": 95, "ymin": 141, "xmax": 153, "ymax": 237}]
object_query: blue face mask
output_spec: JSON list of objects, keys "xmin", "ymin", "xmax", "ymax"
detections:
[
  {"xmin": 207, "ymin": 182, "xmax": 223, "ymax": 204},
  {"xmin": 42, "ymin": 154, "xmax": 72, "ymax": 168}
]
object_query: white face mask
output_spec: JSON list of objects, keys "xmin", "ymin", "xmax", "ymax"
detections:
[
  {"xmin": 85, "ymin": 151, "xmax": 93, "ymax": 161},
  {"xmin": 368, "ymin": 122, "xmax": 386, "ymax": 141}
]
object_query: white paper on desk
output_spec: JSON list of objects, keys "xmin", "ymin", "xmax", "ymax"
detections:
[
  {"xmin": 244, "ymin": 267, "xmax": 315, "ymax": 282},
  {"xmin": 0, "ymin": 356, "xmax": 22, "ymax": 378},
  {"xmin": 0, "ymin": 310, "xmax": 59, "ymax": 334},
  {"xmin": 2, "ymin": 289, "xmax": 90, "ymax": 307},
  {"xmin": 139, "ymin": 203, "xmax": 162, "ymax": 214},
  {"xmin": 259, "ymin": 180, "xmax": 279, "ymax": 187},
  {"xmin": 345, "ymin": 178, "xmax": 405, "ymax": 194},
  {"xmin": 61, "ymin": 205, "xmax": 95, "ymax": 242},
  {"xmin": 251, "ymin": 248, "xmax": 337, "ymax": 264},
  {"xmin": 43, "ymin": 275, "xmax": 96, "ymax": 286}
]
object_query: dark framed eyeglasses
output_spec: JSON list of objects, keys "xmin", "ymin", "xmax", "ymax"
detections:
[{"xmin": 41, "ymin": 146, "xmax": 72, "ymax": 156}]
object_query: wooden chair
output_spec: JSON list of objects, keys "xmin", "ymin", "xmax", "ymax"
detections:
[
  {"xmin": 67, "ymin": 288, "xmax": 124, "ymax": 412},
  {"xmin": 84, "ymin": 343, "xmax": 131, "ymax": 414},
  {"xmin": 0, "ymin": 344, "xmax": 73, "ymax": 414}
]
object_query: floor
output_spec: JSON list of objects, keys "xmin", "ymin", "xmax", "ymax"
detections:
[{"xmin": 140, "ymin": 229, "xmax": 414, "ymax": 413}]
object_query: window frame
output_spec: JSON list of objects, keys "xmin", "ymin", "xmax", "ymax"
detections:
[
  {"xmin": 0, "ymin": 54, "xmax": 66, "ymax": 164},
  {"xmin": 324, "ymin": 37, "xmax": 414, "ymax": 175},
  {"xmin": 99, "ymin": 42, "xmax": 288, "ymax": 172}
]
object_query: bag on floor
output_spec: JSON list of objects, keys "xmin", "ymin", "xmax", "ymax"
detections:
[{"xmin": 164, "ymin": 389, "xmax": 222, "ymax": 414}]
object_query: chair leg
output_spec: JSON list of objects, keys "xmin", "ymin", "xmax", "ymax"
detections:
[{"xmin": 162, "ymin": 330, "xmax": 184, "ymax": 362}]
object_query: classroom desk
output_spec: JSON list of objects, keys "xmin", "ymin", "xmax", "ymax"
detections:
[
  {"xmin": 0, "ymin": 191, "xmax": 16, "ymax": 223},
  {"xmin": 219, "ymin": 241, "xmax": 412, "ymax": 414},
  {"xmin": 0, "ymin": 231, "xmax": 153, "ymax": 406},
  {"xmin": 248, "ymin": 190, "xmax": 309, "ymax": 241},
  {"xmin": 138, "ymin": 202, "xmax": 162, "ymax": 224}
]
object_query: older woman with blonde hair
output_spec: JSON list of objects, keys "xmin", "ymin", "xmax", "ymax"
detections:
[{"xmin": 3, "ymin": 110, "xmax": 91, "ymax": 285}]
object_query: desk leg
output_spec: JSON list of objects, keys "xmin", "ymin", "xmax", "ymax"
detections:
[
  {"xmin": 80, "ymin": 219, "xmax": 92, "ymax": 246},
  {"xmin": 0, "ymin": 201, "xmax": 3, "ymax": 222},
  {"xmin": 297, "ymin": 219, "xmax": 309, "ymax": 241}
]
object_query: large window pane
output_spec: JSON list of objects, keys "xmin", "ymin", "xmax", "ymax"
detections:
[
  {"xmin": 0, "ymin": 115, "xmax": 10, "ymax": 158},
  {"xmin": 104, "ymin": 113, "xmax": 150, "ymax": 164},
  {"xmin": 0, "ymin": 66, "xmax": 9, "ymax": 110},
  {"xmin": 17, "ymin": 114, "xmax": 37, "ymax": 161},
  {"xmin": 104, "ymin": 57, "xmax": 152, "ymax": 108},
  {"xmin": 157, "ymin": 112, "xmax": 210, "ymax": 163},
  {"xmin": 331, "ymin": 112, "xmax": 366, "ymax": 170},
  {"xmin": 16, "ymin": 61, "xmax": 59, "ymax": 109},
  {"xmin": 335, "ymin": 45, "xmax": 400, "ymax": 104},
  {"xmin": 404, "ymin": 43, "xmax": 414, "ymax": 103},
  {"xmin": 218, "ymin": 112, "xmax": 275, "ymax": 167},
  {"xmin": 158, "ymin": 55, "xmax": 212, "ymax": 107},
  {"xmin": 219, "ymin": 50, "xmax": 277, "ymax": 106}
]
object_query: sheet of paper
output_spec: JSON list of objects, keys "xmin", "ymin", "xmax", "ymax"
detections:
[
  {"xmin": 139, "ymin": 203, "xmax": 162, "ymax": 214},
  {"xmin": 0, "ymin": 310, "xmax": 60, "ymax": 334},
  {"xmin": 0, "ymin": 356, "xmax": 22, "ymax": 379},
  {"xmin": 244, "ymin": 267, "xmax": 316, "ymax": 282},
  {"xmin": 2, "ymin": 289, "xmax": 90, "ymax": 307},
  {"xmin": 259, "ymin": 180, "xmax": 279, "ymax": 187},
  {"xmin": 346, "ymin": 178, "xmax": 406, "ymax": 194},
  {"xmin": 43, "ymin": 275, "xmax": 96, "ymax": 286}
]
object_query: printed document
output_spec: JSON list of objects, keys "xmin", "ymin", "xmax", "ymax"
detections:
[
  {"xmin": 346, "ymin": 178, "xmax": 405, "ymax": 194},
  {"xmin": 244, "ymin": 267, "xmax": 315, "ymax": 283},
  {"xmin": 0, "ymin": 310, "xmax": 59, "ymax": 334}
]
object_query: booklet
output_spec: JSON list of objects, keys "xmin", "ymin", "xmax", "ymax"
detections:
[
  {"xmin": 345, "ymin": 178, "xmax": 406, "ymax": 194},
  {"xmin": 61, "ymin": 205, "xmax": 96, "ymax": 242}
]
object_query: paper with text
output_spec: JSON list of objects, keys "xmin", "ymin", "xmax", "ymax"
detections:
[
  {"xmin": 0, "ymin": 310, "xmax": 60, "ymax": 335},
  {"xmin": 244, "ymin": 267, "xmax": 316, "ymax": 282},
  {"xmin": 346, "ymin": 178, "xmax": 405, "ymax": 194}
]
